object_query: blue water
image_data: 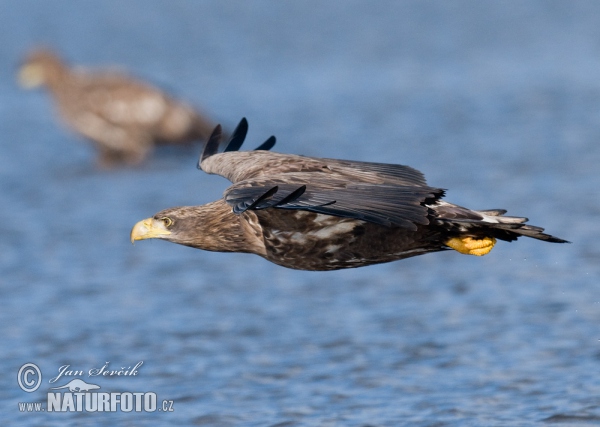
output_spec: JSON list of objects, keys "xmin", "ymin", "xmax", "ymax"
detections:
[{"xmin": 2, "ymin": 1, "xmax": 600, "ymax": 425}]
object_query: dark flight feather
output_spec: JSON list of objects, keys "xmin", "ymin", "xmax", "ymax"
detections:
[
  {"xmin": 244, "ymin": 186, "xmax": 279, "ymax": 211},
  {"xmin": 255, "ymin": 136, "xmax": 276, "ymax": 151},
  {"xmin": 223, "ymin": 117, "xmax": 249, "ymax": 153},
  {"xmin": 273, "ymin": 185, "xmax": 307, "ymax": 206},
  {"xmin": 199, "ymin": 124, "xmax": 223, "ymax": 167}
]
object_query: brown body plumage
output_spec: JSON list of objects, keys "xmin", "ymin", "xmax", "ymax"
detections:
[
  {"xmin": 131, "ymin": 119, "xmax": 568, "ymax": 271},
  {"xmin": 18, "ymin": 48, "xmax": 219, "ymax": 166}
]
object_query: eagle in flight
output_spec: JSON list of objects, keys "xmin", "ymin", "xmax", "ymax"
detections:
[{"xmin": 131, "ymin": 119, "xmax": 567, "ymax": 271}]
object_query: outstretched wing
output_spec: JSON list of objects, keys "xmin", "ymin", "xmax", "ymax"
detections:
[
  {"xmin": 200, "ymin": 118, "xmax": 440, "ymax": 229},
  {"xmin": 224, "ymin": 175, "xmax": 444, "ymax": 230},
  {"xmin": 198, "ymin": 118, "xmax": 428, "ymax": 187},
  {"xmin": 202, "ymin": 151, "xmax": 429, "ymax": 187}
]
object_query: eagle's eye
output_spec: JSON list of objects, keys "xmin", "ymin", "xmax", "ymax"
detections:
[{"xmin": 160, "ymin": 217, "xmax": 173, "ymax": 228}]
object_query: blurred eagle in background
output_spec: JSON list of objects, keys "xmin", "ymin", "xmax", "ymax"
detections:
[
  {"xmin": 131, "ymin": 119, "xmax": 568, "ymax": 271},
  {"xmin": 18, "ymin": 48, "xmax": 220, "ymax": 167}
]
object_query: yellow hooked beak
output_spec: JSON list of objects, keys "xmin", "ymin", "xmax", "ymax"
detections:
[
  {"xmin": 18, "ymin": 64, "xmax": 45, "ymax": 89},
  {"xmin": 130, "ymin": 218, "xmax": 172, "ymax": 244}
]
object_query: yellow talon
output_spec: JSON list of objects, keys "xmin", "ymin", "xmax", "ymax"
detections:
[{"xmin": 445, "ymin": 236, "xmax": 496, "ymax": 256}]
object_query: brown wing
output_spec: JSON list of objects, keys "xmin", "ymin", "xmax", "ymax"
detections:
[
  {"xmin": 199, "ymin": 118, "xmax": 428, "ymax": 186},
  {"xmin": 202, "ymin": 151, "xmax": 429, "ymax": 187},
  {"xmin": 223, "ymin": 175, "xmax": 444, "ymax": 230}
]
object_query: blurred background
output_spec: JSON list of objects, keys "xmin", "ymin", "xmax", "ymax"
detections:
[{"xmin": 2, "ymin": 1, "xmax": 600, "ymax": 425}]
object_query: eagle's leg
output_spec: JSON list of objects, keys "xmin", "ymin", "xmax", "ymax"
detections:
[{"xmin": 445, "ymin": 236, "xmax": 496, "ymax": 256}]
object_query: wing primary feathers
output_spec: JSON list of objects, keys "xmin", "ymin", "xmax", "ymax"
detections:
[
  {"xmin": 223, "ymin": 117, "xmax": 249, "ymax": 153},
  {"xmin": 254, "ymin": 136, "xmax": 276, "ymax": 151},
  {"xmin": 274, "ymin": 185, "xmax": 306, "ymax": 207},
  {"xmin": 308, "ymin": 200, "xmax": 336, "ymax": 208},
  {"xmin": 199, "ymin": 124, "xmax": 223, "ymax": 167},
  {"xmin": 224, "ymin": 180, "xmax": 436, "ymax": 228},
  {"xmin": 246, "ymin": 186, "xmax": 279, "ymax": 210}
]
